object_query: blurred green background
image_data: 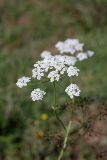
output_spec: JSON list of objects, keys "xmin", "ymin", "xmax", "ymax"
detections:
[{"xmin": 0, "ymin": 0, "xmax": 107, "ymax": 159}]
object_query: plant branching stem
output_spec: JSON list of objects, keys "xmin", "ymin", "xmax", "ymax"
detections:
[
  {"xmin": 54, "ymin": 110, "xmax": 67, "ymax": 132},
  {"xmin": 53, "ymin": 82, "xmax": 67, "ymax": 132},
  {"xmin": 57, "ymin": 120, "xmax": 72, "ymax": 160}
]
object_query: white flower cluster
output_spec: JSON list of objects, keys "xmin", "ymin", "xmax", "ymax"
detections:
[
  {"xmin": 48, "ymin": 70, "xmax": 60, "ymax": 82},
  {"xmin": 31, "ymin": 89, "xmax": 46, "ymax": 101},
  {"xmin": 67, "ymin": 66, "xmax": 79, "ymax": 77},
  {"xmin": 77, "ymin": 50, "xmax": 94, "ymax": 61},
  {"xmin": 55, "ymin": 39, "xmax": 84, "ymax": 54},
  {"xmin": 16, "ymin": 38, "xmax": 95, "ymax": 100},
  {"xmin": 32, "ymin": 54, "xmax": 77, "ymax": 82},
  {"xmin": 55, "ymin": 38, "xmax": 94, "ymax": 61},
  {"xmin": 65, "ymin": 84, "xmax": 81, "ymax": 99},
  {"xmin": 16, "ymin": 76, "xmax": 31, "ymax": 88}
]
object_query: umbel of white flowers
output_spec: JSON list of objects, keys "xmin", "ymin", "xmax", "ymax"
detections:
[{"xmin": 16, "ymin": 38, "xmax": 95, "ymax": 101}]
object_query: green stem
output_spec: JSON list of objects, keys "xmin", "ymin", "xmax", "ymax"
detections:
[
  {"xmin": 57, "ymin": 120, "xmax": 72, "ymax": 160},
  {"xmin": 54, "ymin": 110, "xmax": 67, "ymax": 132},
  {"xmin": 53, "ymin": 82, "xmax": 67, "ymax": 132},
  {"xmin": 53, "ymin": 82, "xmax": 57, "ymax": 109}
]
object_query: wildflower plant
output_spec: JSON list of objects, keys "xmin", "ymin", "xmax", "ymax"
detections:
[
  {"xmin": 16, "ymin": 38, "xmax": 94, "ymax": 160},
  {"xmin": 16, "ymin": 38, "xmax": 94, "ymax": 100}
]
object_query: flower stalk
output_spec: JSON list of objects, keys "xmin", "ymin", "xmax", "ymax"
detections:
[
  {"xmin": 57, "ymin": 120, "xmax": 72, "ymax": 160},
  {"xmin": 53, "ymin": 82, "xmax": 67, "ymax": 132}
]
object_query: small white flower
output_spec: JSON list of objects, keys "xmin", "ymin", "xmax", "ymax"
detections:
[
  {"xmin": 32, "ymin": 67, "xmax": 44, "ymax": 80},
  {"xmin": 64, "ymin": 56, "xmax": 77, "ymax": 66},
  {"xmin": 77, "ymin": 52, "xmax": 88, "ymax": 61},
  {"xmin": 16, "ymin": 76, "xmax": 31, "ymax": 88},
  {"xmin": 67, "ymin": 66, "xmax": 80, "ymax": 77},
  {"xmin": 65, "ymin": 83, "xmax": 81, "ymax": 99},
  {"xmin": 55, "ymin": 41, "xmax": 64, "ymax": 53},
  {"xmin": 48, "ymin": 70, "xmax": 60, "ymax": 82},
  {"xmin": 87, "ymin": 50, "xmax": 95, "ymax": 57},
  {"xmin": 41, "ymin": 50, "xmax": 51, "ymax": 59},
  {"xmin": 31, "ymin": 88, "xmax": 46, "ymax": 101},
  {"xmin": 75, "ymin": 43, "xmax": 84, "ymax": 51}
]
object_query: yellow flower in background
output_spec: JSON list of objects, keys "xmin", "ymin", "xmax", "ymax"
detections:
[
  {"xmin": 36, "ymin": 131, "xmax": 44, "ymax": 139},
  {"xmin": 40, "ymin": 113, "xmax": 49, "ymax": 121}
]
